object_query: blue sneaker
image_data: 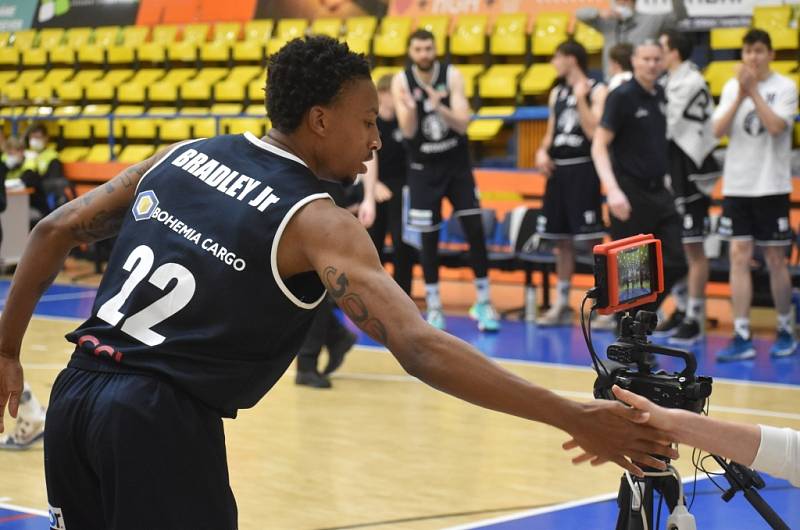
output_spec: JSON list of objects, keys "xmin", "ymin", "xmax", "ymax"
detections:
[
  {"xmin": 426, "ymin": 308, "xmax": 446, "ymax": 330},
  {"xmin": 469, "ymin": 302, "xmax": 501, "ymax": 332},
  {"xmin": 770, "ymin": 330, "xmax": 798, "ymax": 358},
  {"xmin": 717, "ymin": 334, "xmax": 756, "ymax": 362}
]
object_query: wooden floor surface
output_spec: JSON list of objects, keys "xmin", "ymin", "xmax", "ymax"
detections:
[{"xmin": 2, "ymin": 317, "xmax": 799, "ymax": 529}]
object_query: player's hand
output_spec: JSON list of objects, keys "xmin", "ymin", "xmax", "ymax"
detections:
[
  {"xmin": 736, "ymin": 65, "xmax": 757, "ymax": 95},
  {"xmin": 572, "ymin": 78, "xmax": 590, "ymax": 99},
  {"xmin": 562, "ymin": 399, "xmax": 678, "ymax": 477},
  {"xmin": 375, "ymin": 181, "xmax": 393, "ymax": 203},
  {"xmin": 612, "ymin": 385, "xmax": 681, "ymax": 435},
  {"xmin": 422, "ymin": 84, "xmax": 447, "ymax": 111},
  {"xmin": 0, "ymin": 354, "xmax": 23, "ymax": 434},
  {"xmin": 358, "ymin": 198, "xmax": 376, "ymax": 228},
  {"xmin": 535, "ymin": 148, "xmax": 555, "ymax": 177},
  {"xmin": 607, "ymin": 188, "xmax": 632, "ymax": 222}
]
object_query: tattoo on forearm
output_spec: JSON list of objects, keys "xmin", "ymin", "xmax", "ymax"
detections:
[
  {"xmin": 323, "ymin": 266, "xmax": 388, "ymax": 344},
  {"xmin": 70, "ymin": 207, "xmax": 127, "ymax": 243}
]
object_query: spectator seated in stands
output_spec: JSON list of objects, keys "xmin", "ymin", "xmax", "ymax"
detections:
[{"xmin": 20, "ymin": 123, "xmax": 66, "ymax": 225}]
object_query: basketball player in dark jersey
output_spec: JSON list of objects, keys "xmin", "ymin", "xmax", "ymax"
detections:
[
  {"xmin": 392, "ymin": 30, "xmax": 499, "ymax": 332},
  {"xmin": 535, "ymin": 40, "xmax": 607, "ymax": 327},
  {"xmin": 359, "ymin": 74, "xmax": 414, "ymax": 295},
  {"xmin": 0, "ymin": 37, "xmax": 675, "ymax": 529}
]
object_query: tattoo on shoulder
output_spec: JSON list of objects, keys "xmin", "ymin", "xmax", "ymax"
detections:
[{"xmin": 323, "ymin": 266, "xmax": 388, "ymax": 345}]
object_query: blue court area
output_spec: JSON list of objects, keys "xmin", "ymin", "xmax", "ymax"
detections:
[{"xmin": 1, "ymin": 280, "xmax": 799, "ymax": 529}]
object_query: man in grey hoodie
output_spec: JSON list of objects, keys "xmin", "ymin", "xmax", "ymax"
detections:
[{"xmin": 577, "ymin": 0, "xmax": 688, "ymax": 76}]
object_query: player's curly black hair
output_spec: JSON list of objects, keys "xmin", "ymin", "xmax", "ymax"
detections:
[{"xmin": 266, "ymin": 36, "xmax": 372, "ymax": 133}]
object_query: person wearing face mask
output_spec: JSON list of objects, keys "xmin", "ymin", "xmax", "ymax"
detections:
[
  {"xmin": 576, "ymin": 0, "xmax": 687, "ymax": 78},
  {"xmin": 21, "ymin": 123, "xmax": 64, "ymax": 224}
]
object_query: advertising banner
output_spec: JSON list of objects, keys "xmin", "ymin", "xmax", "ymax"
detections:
[
  {"xmin": 389, "ymin": 0, "xmax": 609, "ymax": 21},
  {"xmin": 0, "ymin": 0, "xmax": 36, "ymax": 31},
  {"xmin": 254, "ymin": 0, "xmax": 389, "ymax": 19},
  {"xmin": 34, "ymin": 0, "xmax": 140, "ymax": 28}
]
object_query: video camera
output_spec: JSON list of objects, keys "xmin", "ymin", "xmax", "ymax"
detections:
[{"xmin": 585, "ymin": 234, "xmax": 712, "ymax": 412}]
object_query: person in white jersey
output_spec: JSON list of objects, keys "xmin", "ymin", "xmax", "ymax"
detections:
[{"xmin": 712, "ymin": 28, "xmax": 799, "ymax": 362}]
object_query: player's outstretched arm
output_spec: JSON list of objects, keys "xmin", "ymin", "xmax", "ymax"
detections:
[
  {"xmin": 0, "ymin": 147, "xmax": 172, "ymax": 432},
  {"xmin": 285, "ymin": 201, "xmax": 678, "ymax": 477}
]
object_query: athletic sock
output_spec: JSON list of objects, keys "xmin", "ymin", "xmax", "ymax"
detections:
[
  {"xmin": 777, "ymin": 312, "xmax": 793, "ymax": 335},
  {"xmin": 474, "ymin": 277, "xmax": 490, "ymax": 305},
  {"xmin": 671, "ymin": 279, "xmax": 688, "ymax": 313},
  {"xmin": 425, "ymin": 283, "xmax": 442, "ymax": 311},
  {"xmin": 555, "ymin": 280, "xmax": 571, "ymax": 309},
  {"xmin": 686, "ymin": 297, "xmax": 705, "ymax": 324},
  {"xmin": 18, "ymin": 382, "xmax": 44, "ymax": 421},
  {"xmin": 734, "ymin": 318, "xmax": 751, "ymax": 341}
]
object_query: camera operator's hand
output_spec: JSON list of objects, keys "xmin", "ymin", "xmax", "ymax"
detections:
[{"xmin": 562, "ymin": 399, "xmax": 678, "ymax": 477}]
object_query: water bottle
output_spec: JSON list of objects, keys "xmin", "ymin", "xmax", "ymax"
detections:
[{"xmin": 524, "ymin": 285, "xmax": 537, "ymax": 323}]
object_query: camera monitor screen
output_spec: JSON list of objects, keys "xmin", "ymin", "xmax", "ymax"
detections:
[{"xmin": 593, "ymin": 234, "xmax": 664, "ymax": 315}]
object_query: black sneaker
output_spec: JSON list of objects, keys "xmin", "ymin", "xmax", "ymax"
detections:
[
  {"xmin": 653, "ymin": 311, "xmax": 685, "ymax": 337},
  {"xmin": 668, "ymin": 319, "xmax": 703, "ymax": 345},
  {"xmin": 295, "ymin": 370, "xmax": 332, "ymax": 389},
  {"xmin": 323, "ymin": 330, "xmax": 357, "ymax": 376}
]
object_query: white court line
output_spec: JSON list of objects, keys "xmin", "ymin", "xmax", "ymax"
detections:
[
  {"xmin": 0, "ymin": 497, "xmax": 10, "ymax": 502},
  {"xmin": 442, "ymin": 476, "xmax": 711, "ymax": 530},
  {"xmin": 0, "ymin": 501, "xmax": 48, "ymax": 517}
]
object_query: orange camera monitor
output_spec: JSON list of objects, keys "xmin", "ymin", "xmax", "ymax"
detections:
[{"xmin": 592, "ymin": 234, "xmax": 664, "ymax": 315}]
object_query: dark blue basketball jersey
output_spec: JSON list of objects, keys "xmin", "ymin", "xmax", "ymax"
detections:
[
  {"xmin": 66, "ymin": 133, "xmax": 332, "ymax": 417},
  {"xmin": 548, "ymin": 79, "xmax": 602, "ymax": 163},
  {"xmin": 403, "ymin": 62, "xmax": 467, "ymax": 162}
]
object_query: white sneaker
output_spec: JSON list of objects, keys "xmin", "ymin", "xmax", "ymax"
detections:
[
  {"xmin": 536, "ymin": 305, "xmax": 574, "ymax": 327},
  {"xmin": 0, "ymin": 408, "xmax": 46, "ymax": 450}
]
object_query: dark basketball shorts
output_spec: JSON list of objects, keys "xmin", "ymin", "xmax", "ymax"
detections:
[
  {"xmin": 718, "ymin": 194, "xmax": 792, "ymax": 246},
  {"xmin": 678, "ymin": 195, "xmax": 711, "ymax": 244},
  {"xmin": 406, "ymin": 153, "xmax": 481, "ymax": 232},
  {"xmin": 45, "ymin": 355, "xmax": 237, "ymax": 530},
  {"xmin": 536, "ymin": 160, "xmax": 606, "ymax": 240}
]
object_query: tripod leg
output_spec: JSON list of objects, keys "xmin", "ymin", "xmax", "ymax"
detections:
[{"xmin": 616, "ymin": 475, "xmax": 647, "ymax": 530}]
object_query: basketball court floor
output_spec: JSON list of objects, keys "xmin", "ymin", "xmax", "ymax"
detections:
[{"xmin": 1, "ymin": 280, "xmax": 798, "ymax": 529}]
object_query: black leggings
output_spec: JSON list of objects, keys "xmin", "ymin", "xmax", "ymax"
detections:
[{"xmin": 421, "ymin": 212, "xmax": 489, "ymax": 284}]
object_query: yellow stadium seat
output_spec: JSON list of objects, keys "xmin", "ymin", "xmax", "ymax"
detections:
[
  {"xmin": 38, "ymin": 28, "xmax": 64, "ymax": 49},
  {"xmin": 138, "ymin": 42, "xmax": 166, "ymax": 63},
  {"xmin": 211, "ymin": 103, "xmax": 242, "ymax": 115},
  {"xmin": 574, "ymin": 21, "xmax": 604, "ymax": 54},
  {"xmin": 200, "ymin": 41, "xmax": 231, "ymax": 62},
  {"xmin": 267, "ymin": 18, "xmax": 308, "ymax": 55},
  {"xmin": 120, "ymin": 26, "xmax": 149, "ymax": 46},
  {"xmin": 795, "ymin": 123, "xmax": 800, "ymax": 146},
  {"xmin": 118, "ymin": 145, "xmax": 155, "ymax": 163},
  {"xmin": 162, "ymin": 68, "xmax": 196, "ymax": 84},
  {"xmin": 53, "ymin": 105, "xmax": 81, "ymax": 117},
  {"xmin": 64, "ymin": 27, "xmax": 93, "ymax": 48},
  {"xmin": 70, "ymin": 70, "xmax": 104, "ymax": 87},
  {"xmin": 49, "ymin": 46, "xmax": 76, "ymax": 64},
  {"xmin": 59, "ymin": 147, "xmax": 89, "ymax": 162},
  {"xmin": 0, "ymin": 32, "xmax": 9, "ymax": 47},
  {"xmin": 148, "ymin": 106, "xmax": 179, "ymax": 116},
  {"xmin": 311, "ymin": 18, "xmax": 342, "ymax": 38},
  {"xmin": 374, "ymin": 16, "xmax": 412, "ymax": 58},
  {"xmin": 345, "ymin": 16, "xmax": 377, "ymax": 41},
  {"xmin": 9, "ymin": 29, "xmax": 36, "ymax": 50},
  {"xmin": 479, "ymin": 64, "xmax": 525, "ymax": 99},
  {"xmin": 120, "ymin": 119, "xmax": 156, "ymax": 141},
  {"xmin": 118, "ymin": 82, "xmax": 147, "ymax": 104},
  {"xmin": 42, "ymin": 69, "xmax": 73, "ymax": 86},
  {"xmin": 520, "ymin": 63, "xmax": 557, "ymax": 96},
  {"xmin": 181, "ymin": 79, "xmax": 211, "ymax": 100},
  {"xmin": 83, "ymin": 104, "xmax": 112, "ymax": 116},
  {"xmin": 22, "ymin": 48, "xmax": 47, "ymax": 67},
  {"xmin": 102, "ymin": 70, "xmax": 134, "ymax": 86},
  {"xmin": 229, "ymin": 66, "xmax": 263, "ymax": 83},
  {"xmin": 0, "ymin": 48, "xmax": 19, "ymax": 67},
  {"xmin": 93, "ymin": 26, "xmax": 120, "ymax": 47},
  {"xmin": 168, "ymin": 41, "xmax": 198, "ymax": 62},
  {"xmin": 86, "ymin": 143, "xmax": 119, "ymax": 163},
  {"xmin": 710, "ymin": 27, "xmax": 747, "ymax": 50},
  {"xmin": 233, "ymin": 40, "xmax": 263, "ymax": 62},
  {"xmin": 27, "ymin": 84, "xmax": 53, "ymax": 101},
  {"xmin": 86, "ymin": 81, "xmax": 113, "ymax": 102},
  {"xmin": 765, "ymin": 27, "xmax": 799, "ymax": 51},
  {"xmin": 77, "ymin": 45, "xmax": 105, "ymax": 65},
  {"xmin": 148, "ymin": 80, "xmax": 178, "ymax": 104},
  {"xmin": 533, "ymin": 12, "xmax": 569, "ymax": 55},
  {"xmin": 371, "ymin": 66, "xmax": 402, "ymax": 84},
  {"xmin": 213, "ymin": 22, "xmax": 241, "ymax": 43},
  {"xmin": 244, "ymin": 104, "xmax": 263, "ymax": 115},
  {"xmin": 108, "ymin": 45, "xmax": 135, "ymax": 65},
  {"xmin": 194, "ymin": 68, "xmax": 228, "ymax": 83},
  {"xmin": 451, "ymin": 15, "xmax": 487, "ymax": 56},
  {"xmin": 248, "ymin": 79, "xmax": 265, "ymax": 102},
  {"xmin": 114, "ymin": 104, "xmax": 144, "ymax": 115},
  {"xmin": 416, "ymin": 15, "xmax": 448, "ymax": 56},
  {"xmin": 160, "ymin": 119, "xmax": 192, "ymax": 142},
  {"xmin": 131, "ymin": 69, "xmax": 165, "ymax": 85},
  {"xmin": 703, "ymin": 60, "xmax": 737, "ymax": 97},
  {"xmin": 16, "ymin": 70, "xmax": 46, "ymax": 87},
  {"xmin": 453, "ymin": 64, "xmax": 484, "ymax": 99},
  {"xmin": 152, "ymin": 25, "xmax": 179, "ymax": 45},
  {"xmin": 182, "ymin": 23, "xmax": 210, "ymax": 44},
  {"xmin": 56, "ymin": 82, "xmax": 84, "ymax": 101},
  {"xmin": 490, "ymin": 13, "xmax": 527, "ymax": 56},
  {"xmin": 214, "ymin": 79, "xmax": 246, "ymax": 103},
  {"xmin": 62, "ymin": 121, "xmax": 93, "ymax": 141},
  {"xmin": 467, "ymin": 106, "xmax": 515, "ymax": 141},
  {"xmin": 0, "ymin": 71, "xmax": 16, "ymax": 84},
  {"xmin": 772, "ymin": 61, "xmax": 799, "ymax": 76},
  {"xmin": 193, "ymin": 118, "xmax": 218, "ymax": 137},
  {"xmin": 178, "ymin": 106, "xmax": 207, "ymax": 115},
  {"xmin": 223, "ymin": 117, "xmax": 265, "ymax": 136},
  {"xmin": 243, "ymin": 20, "xmax": 274, "ymax": 42},
  {"xmin": 753, "ymin": 5, "xmax": 792, "ymax": 28}
]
